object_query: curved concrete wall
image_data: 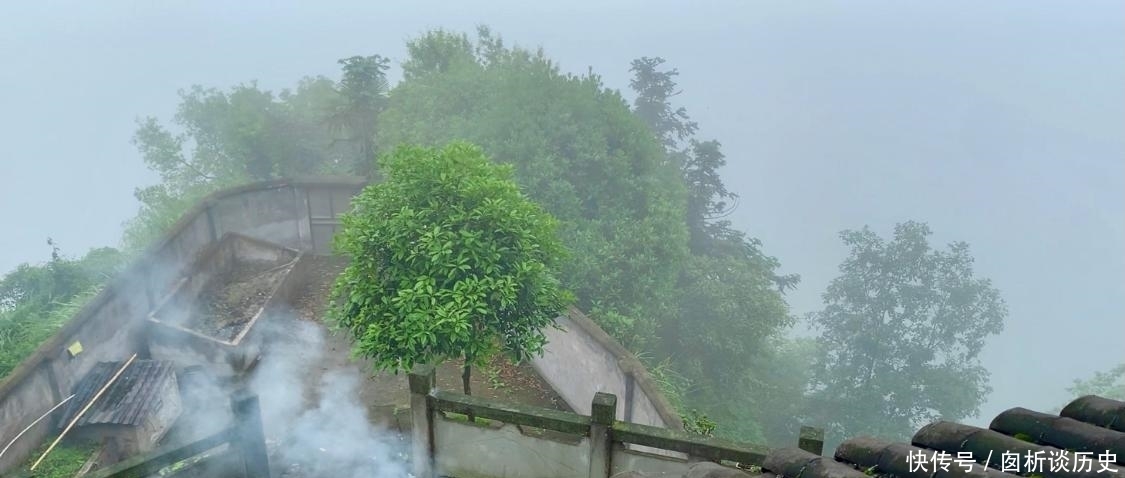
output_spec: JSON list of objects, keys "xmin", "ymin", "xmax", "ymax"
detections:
[
  {"xmin": 0, "ymin": 177, "xmax": 681, "ymax": 473},
  {"xmin": 0, "ymin": 178, "xmax": 363, "ymax": 473},
  {"xmin": 534, "ymin": 309, "xmax": 683, "ymax": 430}
]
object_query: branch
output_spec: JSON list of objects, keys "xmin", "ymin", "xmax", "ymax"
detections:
[{"xmin": 175, "ymin": 156, "xmax": 215, "ymax": 182}]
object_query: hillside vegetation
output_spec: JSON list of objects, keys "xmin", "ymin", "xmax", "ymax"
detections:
[{"xmin": 0, "ymin": 27, "xmax": 1019, "ymax": 448}]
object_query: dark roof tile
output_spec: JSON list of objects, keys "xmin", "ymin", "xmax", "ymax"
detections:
[
  {"xmin": 58, "ymin": 360, "xmax": 178, "ymax": 428},
  {"xmin": 765, "ymin": 396, "xmax": 1125, "ymax": 478}
]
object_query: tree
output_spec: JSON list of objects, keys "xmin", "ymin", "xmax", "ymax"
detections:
[
  {"xmin": 328, "ymin": 142, "xmax": 573, "ymax": 404},
  {"xmin": 326, "ymin": 55, "xmax": 391, "ymax": 175},
  {"xmin": 0, "ymin": 242, "xmax": 125, "ymax": 378},
  {"xmin": 0, "ymin": 240, "xmax": 123, "ymax": 313},
  {"xmin": 806, "ymin": 221, "xmax": 1007, "ymax": 444},
  {"xmin": 124, "ymin": 58, "xmax": 385, "ymax": 251},
  {"xmin": 629, "ymin": 57, "xmax": 697, "ymax": 152},
  {"xmin": 628, "ymin": 55, "xmax": 802, "ymax": 444},
  {"xmin": 379, "ymin": 29, "xmax": 690, "ymax": 349},
  {"xmin": 1066, "ymin": 364, "xmax": 1125, "ymax": 401}
]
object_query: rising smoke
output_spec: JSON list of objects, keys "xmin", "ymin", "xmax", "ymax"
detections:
[
  {"xmin": 247, "ymin": 315, "xmax": 411, "ymax": 478},
  {"xmin": 164, "ymin": 302, "xmax": 410, "ymax": 477}
]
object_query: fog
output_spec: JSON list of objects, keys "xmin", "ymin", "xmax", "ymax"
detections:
[
  {"xmin": 171, "ymin": 309, "xmax": 409, "ymax": 477},
  {"xmin": 1, "ymin": 0, "xmax": 1122, "ymax": 431}
]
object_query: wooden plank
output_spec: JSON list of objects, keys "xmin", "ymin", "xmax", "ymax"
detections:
[{"xmin": 86, "ymin": 428, "xmax": 234, "ymax": 478}]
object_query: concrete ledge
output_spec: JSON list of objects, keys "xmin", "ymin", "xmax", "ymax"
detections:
[
  {"xmin": 429, "ymin": 390, "xmax": 590, "ymax": 436},
  {"xmin": 613, "ymin": 421, "xmax": 769, "ymax": 466}
]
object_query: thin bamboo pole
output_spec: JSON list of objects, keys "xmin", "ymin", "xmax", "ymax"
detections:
[
  {"xmin": 30, "ymin": 353, "xmax": 137, "ymax": 471},
  {"xmin": 0, "ymin": 394, "xmax": 76, "ymax": 461}
]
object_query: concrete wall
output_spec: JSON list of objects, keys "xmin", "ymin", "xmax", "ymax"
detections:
[
  {"xmin": 0, "ymin": 175, "xmax": 687, "ymax": 474},
  {"xmin": 533, "ymin": 309, "xmax": 684, "ymax": 431},
  {"xmin": 411, "ymin": 370, "xmax": 782, "ymax": 478},
  {"xmin": 433, "ymin": 416, "xmax": 592, "ymax": 478},
  {"xmin": 146, "ymin": 233, "xmax": 301, "ymax": 377},
  {"xmin": 0, "ymin": 177, "xmax": 364, "ymax": 474}
]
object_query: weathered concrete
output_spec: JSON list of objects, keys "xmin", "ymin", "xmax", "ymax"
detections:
[
  {"xmin": 410, "ymin": 369, "xmax": 773, "ymax": 478},
  {"xmin": 533, "ymin": 309, "xmax": 682, "ymax": 430},
  {"xmin": 0, "ymin": 178, "xmax": 364, "ymax": 474},
  {"xmin": 0, "ymin": 175, "xmax": 695, "ymax": 475},
  {"xmin": 434, "ymin": 416, "xmax": 593, "ymax": 478},
  {"xmin": 146, "ymin": 233, "xmax": 301, "ymax": 377}
]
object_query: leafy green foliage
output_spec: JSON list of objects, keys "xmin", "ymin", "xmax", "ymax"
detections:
[
  {"xmin": 328, "ymin": 142, "xmax": 572, "ymax": 392},
  {"xmin": 379, "ymin": 29, "xmax": 690, "ymax": 348},
  {"xmin": 806, "ymin": 221, "xmax": 1007, "ymax": 443},
  {"xmin": 628, "ymin": 56, "xmax": 802, "ymax": 445},
  {"xmin": 1066, "ymin": 364, "xmax": 1125, "ymax": 401},
  {"xmin": 629, "ymin": 57, "xmax": 698, "ymax": 152},
  {"xmin": 0, "ymin": 242, "xmax": 123, "ymax": 379},
  {"xmin": 751, "ymin": 337, "xmax": 818, "ymax": 445},
  {"xmin": 670, "ymin": 253, "xmax": 793, "ymax": 385},
  {"xmin": 123, "ymin": 62, "xmax": 387, "ymax": 252},
  {"xmin": 326, "ymin": 55, "xmax": 391, "ymax": 175},
  {"xmin": 681, "ymin": 409, "xmax": 717, "ymax": 437}
]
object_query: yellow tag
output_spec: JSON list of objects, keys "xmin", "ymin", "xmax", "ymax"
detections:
[{"xmin": 67, "ymin": 341, "xmax": 83, "ymax": 357}]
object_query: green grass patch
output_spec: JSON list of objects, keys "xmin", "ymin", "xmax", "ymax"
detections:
[
  {"xmin": 21, "ymin": 436, "xmax": 99, "ymax": 478},
  {"xmin": 0, "ymin": 287, "xmax": 103, "ymax": 380}
]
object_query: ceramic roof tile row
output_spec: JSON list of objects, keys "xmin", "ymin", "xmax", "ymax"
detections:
[{"xmin": 760, "ymin": 395, "xmax": 1125, "ymax": 478}]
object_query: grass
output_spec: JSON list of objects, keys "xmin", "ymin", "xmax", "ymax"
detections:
[
  {"xmin": 0, "ymin": 286, "xmax": 103, "ymax": 380},
  {"xmin": 483, "ymin": 363, "xmax": 507, "ymax": 390},
  {"xmin": 21, "ymin": 436, "xmax": 99, "ymax": 478}
]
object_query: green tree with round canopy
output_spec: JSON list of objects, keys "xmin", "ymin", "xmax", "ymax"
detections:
[{"xmin": 328, "ymin": 141, "xmax": 573, "ymax": 401}]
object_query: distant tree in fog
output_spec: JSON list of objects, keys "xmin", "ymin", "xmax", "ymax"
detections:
[
  {"xmin": 326, "ymin": 55, "xmax": 391, "ymax": 176},
  {"xmin": 0, "ymin": 242, "xmax": 125, "ymax": 378},
  {"xmin": 806, "ymin": 221, "xmax": 1007, "ymax": 443},
  {"xmin": 629, "ymin": 56, "xmax": 801, "ymax": 444},
  {"xmin": 125, "ymin": 56, "xmax": 389, "ymax": 251},
  {"xmin": 629, "ymin": 56, "xmax": 698, "ymax": 152},
  {"xmin": 378, "ymin": 28, "xmax": 692, "ymax": 351},
  {"xmin": 1065, "ymin": 364, "xmax": 1125, "ymax": 402},
  {"xmin": 328, "ymin": 142, "xmax": 572, "ymax": 410}
]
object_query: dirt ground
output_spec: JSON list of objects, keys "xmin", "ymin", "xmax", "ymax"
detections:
[
  {"xmin": 154, "ymin": 254, "xmax": 571, "ymax": 477},
  {"xmin": 189, "ymin": 259, "xmax": 289, "ymax": 341},
  {"xmin": 287, "ymin": 255, "xmax": 569, "ymax": 418}
]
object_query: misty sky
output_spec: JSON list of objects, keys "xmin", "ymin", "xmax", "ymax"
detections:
[{"xmin": 1, "ymin": 1, "xmax": 1122, "ymax": 425}]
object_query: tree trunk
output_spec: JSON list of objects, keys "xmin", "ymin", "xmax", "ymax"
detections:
[{"xmin": 462, "ymin": 362, "xmax": 475, "ymax": 422}]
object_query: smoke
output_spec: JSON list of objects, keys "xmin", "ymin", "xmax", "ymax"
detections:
[
  {"xmin": 152, "ymin": 279, "xmax": 409, "ymax": 476},
  {"xmin": 244, "ymin": 313, "xmax": 411, "ymax": 478}
]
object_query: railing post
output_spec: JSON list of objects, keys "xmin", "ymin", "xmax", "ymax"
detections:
[
  {"xmin": 589, "ymin": 392, "xmax": 617, "ymax": 478},
  {"xmin": 409, "ymin": 365, "xmax": 436, "ymax": 478},
  {"xmin": 798, "ymin": 425, "xmax": 824, "ymax": 456},
  {"xmin": 623, "ymin": 372, "xmax": 636, "ymax": 423},
  {"xmin": 231, "ymin": 391, "xmax": 271, "ymax": 478}
]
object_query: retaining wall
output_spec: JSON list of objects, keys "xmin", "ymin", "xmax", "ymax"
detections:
[
  {"xmin": 533, "ymin": 309, "xmax": 683, "ymax": 430},
  {"xmin": 0, "ymin": 176, "xmax": 684, "ymax": 474},
  {"xmin": 408, "ymin": 366, "xmax": 801, "ymax": 478},
  {"xmin": 0, "ymin": 178, "xmax": 363, "ymax": 473}
]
